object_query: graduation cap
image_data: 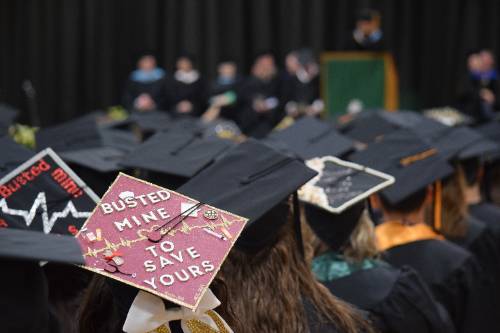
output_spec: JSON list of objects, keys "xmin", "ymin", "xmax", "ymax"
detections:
[
  {"xmin": 35, "ymin": 117, "xmax": 102, "ymax": 153},
  {"xmin": 128, "ymin": 110, "xmax": 172, "ymax": 133},
  {"xmin": 0, "ymin": 228, "xmax": 84, "ymax": 264},
  {"xmin": 0, "ymin": 103, "xmax": 19, "ymax": 135},
  {"xmin": 472, "ymin": 121, "xmax": 500, "ymax": 161},
  {"xmin": 300, "ymin": 156, "xmax": 394, "ymax": 251},
  {"xmin": 0, "ymin": 137, "xmax": 35, "ymax": 178},
  {"xmin": 349, "ymin": 129, "xmax": 453, "ymax": 206},
  {"xmin": 380, "ymin": 110, "xmax": 448, "ymax": 138},
  {"xmin": 339, "ymin": 111, "xmax": 399, "ymax": 145},
  {"xmin": 77, "ymin": 173, "xmax": 247, "ymax": 317},
  {"xmin": 425, "ymin": 126, "xmax": 499, "ymax": 162},
  {"xmin": 120, "ymin": 130, "xmax": 233, "ymax": 180},
  {"xmin": 178, "ymin": 139, "xmax": 317, "ymax": 252},
  {"xmin": 266, "ymin": 117, "xmax": 355, "ymax": 159}
]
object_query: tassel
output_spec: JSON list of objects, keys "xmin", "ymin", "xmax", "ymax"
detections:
[{"xmin": 434, "ymin": 181, "xmax": 442, "ymax": 231}]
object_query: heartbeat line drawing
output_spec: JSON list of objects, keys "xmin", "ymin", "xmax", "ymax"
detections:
[
  {"xmin": 0, "ymin": 192, "xmax": 92, "ymax": 234},
  {"xmin": 83, "ymin": 214, "xmax": 242, "ymax": 258}
]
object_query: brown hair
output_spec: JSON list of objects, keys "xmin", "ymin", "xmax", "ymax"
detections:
[
  {"xmin": 78, "ymin": 275, "xmax": 236, "ymax": 333},
  {"xmin": 435, "ymin": 169, "xmax": 468, "ymax": 239},
  {"xmin": 220, "ymin": 206, "xmax": 374, "ymax": 333}
]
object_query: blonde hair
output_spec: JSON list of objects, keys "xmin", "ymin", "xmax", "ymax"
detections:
[{"xmin": 343, "ymin": 209, "xmax": 379, "ymax": 262}]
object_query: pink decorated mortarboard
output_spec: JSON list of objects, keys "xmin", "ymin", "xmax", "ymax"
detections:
[{"xmin": 77, "ymin": 173, "xmax": 247, "ymax": 310}]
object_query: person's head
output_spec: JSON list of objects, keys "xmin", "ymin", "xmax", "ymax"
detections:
[
  {"xmin": 285, "ymin": 51, "xmax": 300, "ymax": 75},
  {"xmin": 437, "ymin": 171, "xmax": 468, "ymax": 238},
  {"xmin": 137, "ymin": 54, "xmax": 157, "ymax": 72},
  {"xmin": 251, "ymin": 52, "xmax": 277, "ymax": 81},
  {"xmin": 480, "ymin": 49, "xmax": 496, "ymax": 72},
  {"xmin": 176, "ymin": 55, "xmax": 195, "ymax": 72},
  {"xmin": 78, "ymin": 275, "xmax": 236, "ymax": 333},
  {"xmin": 356, "ymin": 9, "xmax": 381, "ymax": 35},
  {"xmin": 220, "ymin": 199, "xmax": 371, "ymax": 333},
  {"xmin": 467, "ymin": 52, "xmax": 482, "ymax": 73},
  {"xmin": 374, "ymin": 187, "xmax": 432, "ymax": 222},
  {"xmin": 305, "ymin": 203, "xmax": 379, "ymax": 263},
  {"xmin": 217, "ymin": 61, "xmax": 237, "ymax": 80}
]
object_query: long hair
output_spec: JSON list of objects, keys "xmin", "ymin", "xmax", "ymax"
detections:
[
  {"xmin": 437, "ymin": 169, "xmax": 469, "ymax": 239},
  {"xmin": 220, "ymin": 206, "xmax": 373, "ymax": 333},
  {"xmin": 304, "ymin": 209, "xmax": 379, "ymax": 263},
  {"xmin": 78, "ymin": 275, "xmax": 236, "ymax": 333}
]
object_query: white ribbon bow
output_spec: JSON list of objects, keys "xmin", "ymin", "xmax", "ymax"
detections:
[{"xmin": 123, "ymin": 289, "xmax": 233, "ymax": 333}]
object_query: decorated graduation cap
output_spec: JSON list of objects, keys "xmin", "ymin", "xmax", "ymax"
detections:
[
  {"xmin": 349, "ymin": 129, "xmax": 453, "ymax": 207},
  {"xmin": 178, "ymin": 139, "xmax": 317, "ymax": 252},
  {"xmin": 0, "ymin": 137, "xmax": 35, "ymax": 178},
  {"xmin": 300, "ymin": 156, "xmax": 394, "ymax": 251},
  {"xmin": 0, "ymin": 148, "xmax": 98, "ymax": 235},
  {"xmin": 120, "ymin": 129, "xmax": 233, "ymax": 188},
  {"xmin": 267, "ymin": 116, "xmax": 355, "ymax": 159},
  {"xmin": 77, "ymin": 173, "xmax": 246, "ymax": 332}
]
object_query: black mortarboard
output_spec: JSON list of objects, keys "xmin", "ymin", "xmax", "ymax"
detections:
[
  {"xmin": 339, "ymin": 112, "xmax": 399, "ymax": 145},
  {"xmin": 178, "ymin": 139, "xmax": 317, "ymax": 251},
  {"xmin": 267, "ymin": 117, "xmax": 355, "ymax": 159},
  {"xmin": 426, "ymin": 126, "xmax": 499, "ymax": 162},
  {"xmin": 301, "ymin": 156, "xmax": 394, "ymax": 251},
  {"xmin": 349, "ymin": 129, "xmax": 453, "ymax": 205},
  {"xmin": 128, "ymin": 111, "xmax": 172, "ymax": 134},
  {"xmin": 473, "ymin": 121, "xmax": 500, "ymax": 161},
  {"xmin": 120, "ymin": 130, "xmax": 233, "ymax": 179},
  {"xmin": 380, "ymin": 110, "xmax": 448, "ymax": 138},
  {"xmin": 35, "ymin": 117, "xmax": 102, "ymax": 153},
  {"xmin": 0, "ymin": 103, "xmax": 19, "ymax": 135},
  {"xmin": 0, "ymin": 137, "xmax": 35, "ymax": 178},
  {"xmin": 0, "ymin": 228, "xmax": 84, "ymax": 264}
]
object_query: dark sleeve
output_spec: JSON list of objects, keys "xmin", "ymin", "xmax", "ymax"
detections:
[
  {"xmin": 433, "ymin": 256, "xmax": 497, "ymax": 333},
  {"xmin": 302, "ymin": 297, "xmax": 341, "ymax": 333},
  {"xmin": 371, "ymin": 266, "xmax": 455, "ymax": 333}
]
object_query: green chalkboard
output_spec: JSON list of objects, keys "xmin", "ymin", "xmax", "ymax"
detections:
[{"xmin": 321, "ymin": 52, "xmax": 398, "ymax": 117}]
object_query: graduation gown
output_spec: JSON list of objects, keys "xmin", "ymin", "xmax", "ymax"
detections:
[
  {"xmin": 383, "ymin": 240, "xmax": 493, "ymax": 332},
  {"xmin": 469, "ymin": 202, "xmax": 500, "ymax": 239},
  {"xmin": 448, "ymin": 215, "xmax": 500, "ymax": 325},
  {"xmin": 1, "ymin": 260, "xmax": 60, "ymax": 333},
  {"xmin": 377, "ymin": 223, "xmax": 492, "ymax": 333},
  {"xmin": 323, "ymin": 265, "xmax": 455, "ymax": 333},
  {"xmin": 207, "ymin": 78, "xmax": 243, "ymax": 122},
  {"xmin": 122, "ymin": 77, "xmax": 168, "ymax": 110},
  {"xmin": 456, "ymin": 75, "xmax": 500, "ymax": 123},
  {"xmin": 303, "ymin": 297, "xmax": 341, "ymax": 333},
  {"xmin": 281, "ymin": 73, "xmax": 320, "ymax": 107},
  {"xmin": 167, "ymin": 77, "xmax": 206, "ymax": 117},
  {"xmin": 236, "ymin": 76, "xmax": 285, "ymax": 138}
]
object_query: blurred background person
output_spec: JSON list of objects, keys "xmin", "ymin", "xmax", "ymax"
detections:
[
  {"xmin": 282, "ymin": 49, "xmax": 323, "ymax": 120},
  {"xmin": 349, "ymin": 9, "xmax": 385, "ymax": 51},
  {"xmin": 122, "ymin": 53, "xmax": 167, "ymax": 111},
  {"xmin": 167, "ymin": 54, "xmax": 206, "ymax": 116},
  {"xmin": 202, "ymin": 59, "xmax": 242, "ymax": 123},
  {"xmin": 237, "ymin": 52, "xmax": 285, "ymax": 138},
  {"xmin": 457, "ymin": 49, "xmax": 500, "ymax": 123}
]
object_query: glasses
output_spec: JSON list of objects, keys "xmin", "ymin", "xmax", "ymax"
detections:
[
  {"xmin": 102, "ymin": 260, "xmax": 137, "ymax": 278},
  {"xmin": 147, "ymin": 202, "xmax": 204, "ymax": 243}
]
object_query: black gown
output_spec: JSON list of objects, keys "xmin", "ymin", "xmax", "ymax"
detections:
[
  {"xmin": 383, "ymin": 239, "xmax": 493, "ymax": 333},
  {"xmin": 323, "ymin": 265, "xmax": 455, "ymax": 333},
  {"xmin": 207, "ymin": 78, "xmax": 243, "ymax": 122},
  {"xmin": 122, "ymin": 77, "xmax": 168, "ymax": 110},
  {"xmin": 303, "ymin": 297, "xmax": 341, "ymax": 333},
  {"xmin": 166, "ymin": 76, "xmax": 206, "ymax": 117},
  {"xmin": 236, "ymin": 76, "xmax": 285, "ymax": 138}
]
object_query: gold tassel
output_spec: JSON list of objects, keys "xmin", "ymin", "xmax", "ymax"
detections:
[{"xmin": 434, "ymin": 181, "xmax": 442, "ymax": 231}]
